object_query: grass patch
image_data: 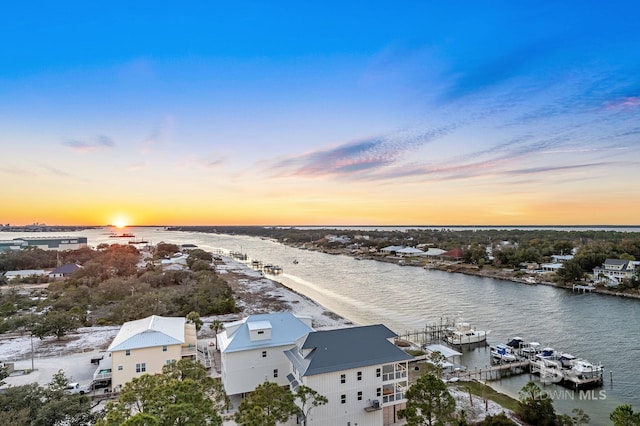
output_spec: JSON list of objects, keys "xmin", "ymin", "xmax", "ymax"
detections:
[{"xmin": 450, "ymin": 380, "xmax": 519, "ymax": 412}]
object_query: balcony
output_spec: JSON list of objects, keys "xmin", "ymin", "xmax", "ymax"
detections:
[
  {"xmin": 93, "ymin": 369, "xmax": 112, "ymax": 381},
  {"xmin": 182, "ymin": 346, "xmax": 197, "ymax": 357}
]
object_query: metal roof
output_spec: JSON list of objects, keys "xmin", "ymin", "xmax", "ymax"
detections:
[
  {"xmin": 218, "ymin": 312, "xmax": 313, "ymax": 353},
  {"xmin": 285, "ymin": 324, "xmax": 413, "ymax": 377},
  {"xmin": 108, "ymin": 315, "xmax": 186, "ymax": 352}
]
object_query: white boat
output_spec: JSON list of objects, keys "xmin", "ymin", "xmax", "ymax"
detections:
[
  {"xmin": 490, "ymin": 344, "xmax": 517, "ymax": 362},
  {"xmin": 565, "ymin": 359, "xmax": 604, "ymax": 379},
  {"xmin": 444, "ymin": 320, "xmax": 489, "ymax": 345},
  {"xmin": 535, "ymin": 347, "xmax": 557, "ymax": 361}
]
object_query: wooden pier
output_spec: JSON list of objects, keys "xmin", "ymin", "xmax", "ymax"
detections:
[{"xmin": 450, "ymin": 360, "xmax": 530, "ymax": 381}]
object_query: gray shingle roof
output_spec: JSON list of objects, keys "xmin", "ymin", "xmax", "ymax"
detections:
[{"xmin": 286, "ymin": 324, "xmax": 413, "ymax": 376}]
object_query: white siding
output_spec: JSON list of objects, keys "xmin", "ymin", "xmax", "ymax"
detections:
[{"xmin": 221, "ymin": 345, "xmax": 295, "ymax": 395}]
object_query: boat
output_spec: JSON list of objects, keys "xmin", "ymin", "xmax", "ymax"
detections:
[
  {"xmin": 490, "ymin": 344, "xmax": 518, "ymax": 362},
  {"xmin": 110, "ymin": 233, "xmax": 135, "ymax": 238},
  {"xmin": 128, "ymin": 239, "xmax": 148, "ymax": 245},
  {"xmin": 444, "ymin": 319, "xmax": 489, "ymax": 345},
  {"xmin": 535, "ymin": 347, "xmax": 557, "ymax": 361}
]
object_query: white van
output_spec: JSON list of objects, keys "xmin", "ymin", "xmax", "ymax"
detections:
[{"xmin": 65, "ymin": 382, "xmax": 92, "ymax": 395}]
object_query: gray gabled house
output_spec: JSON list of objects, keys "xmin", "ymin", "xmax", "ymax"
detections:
[{"xmin": 285, "ymin": 324, "xmax": 412, "ymax": 426}]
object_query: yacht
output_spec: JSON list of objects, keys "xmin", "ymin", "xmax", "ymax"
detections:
[
  {"xmin": 490, "ymin": 344, "xmax": 518, "ymax": 362},
  {"xmin": 444, "ymin": 319, "xmax": 489, "ymax": 345}
]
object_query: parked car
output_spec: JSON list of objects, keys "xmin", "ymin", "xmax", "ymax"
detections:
[{"xmin": 65, "ymin": 382, "xmax": 92, "ymax": 395}]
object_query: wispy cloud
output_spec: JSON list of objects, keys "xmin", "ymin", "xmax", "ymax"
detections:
[
  {"xmin": 267, "ymin": 125, "xmax": 456, "ymax": 179},
  {"xmin": 141, "ymin": 117, "xmax": 174, "ymax": 155},
  {"xmin": 175, "ymin": 154, "xmax": 228, "ymax": 170},
  {"xmin": 605, "ymin": 96, "xmax": 640, "ymax": 110},
  {"xmin": 127, "ymin": 162, "xmax": 147, "ymax": 172},
  {"xmin": 62, "ymin": 135, "xmax": 115, "ymax": 153}
]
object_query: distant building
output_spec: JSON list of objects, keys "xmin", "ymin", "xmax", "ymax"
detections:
[
  {"xmin": 284, "ymin": 324, "xmax": 412, "ymax": 426},
  {"xmin": 380, "ymin": 246, "xmax": 405, "ymax": 255},
  {"xmin": 217, "ymin": 312, "xmax": 314, "ymax": 396},
  {"xmin": 593, "ymin": 259, "xmax": 639, "ymax": 286},
  {"xmin": 3, "ymin": 269, "xmax": 48, "ymax": 280},
  {"xmin": 106, "ymin": 315, "xmax": 197, "ymax": 390},
  {"xmin": 50, "ymin": 263, "xmax": 82, "ymax": 278},
  {"xmin": 0, "ymin": 237, "xmax": 87, "ymax": 251}
]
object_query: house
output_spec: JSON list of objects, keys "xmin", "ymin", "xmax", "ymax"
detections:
[
  {"xmin": 379, "ymin": 246, "xmax": 405, "ymax": 255},
  {"xmin": 105, "ymin": 315, "xmax": 197, "ymax": 390},
  {"xmin": 49, "ymin": 263, "xmax": 82, "ymax": 278},
  {"xmin": 3, "ymin": 269, "xmax": 48, "ymax": 280},
  {"xmin": 395, "ymin": 247, "xmax": 426, "ymax": 257},
  {"xmin": 284, "ymin": 324, "xmax": 413, "ymax": 426},
  {"xmin": 441, "ymin": 248, "xmax": 464, "ymax": 261},
  {"xmin": 593, "ymin": 259, "xmax": 639, "ymax": 286},
  {"xmin": 216, "ymin": 312, "xmax": 314, "ymax": 396}
]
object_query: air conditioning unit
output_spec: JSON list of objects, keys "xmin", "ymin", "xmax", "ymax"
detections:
[{"xmin": 372, "ymin": 399, "xmax": 380, "ymax": 409}]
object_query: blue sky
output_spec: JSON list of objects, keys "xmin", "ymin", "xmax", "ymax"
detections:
[{"xmin": 2, "ymin": 1, "xmax": 639, "ymax": 225}]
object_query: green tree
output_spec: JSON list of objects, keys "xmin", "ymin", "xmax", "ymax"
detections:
[
  {"xmin": 399, "ymin": 373, "xmax": 456, "ymax": 426},
  {"xmin": 295, "ymin": 385, "xmax": 328, "ymax": 426},
  {"xmin": 0, "ymin": 372, "xmax": 97, "ymax": 426},
  {"xmin": 32, "ymin": 310, "xmax": 80, "ymax": 340},
  {"xmin": 99, "ymin": 360, "xmax": 227, "ymax": 426},
  {"xmin": 610, "ymin": 404, "xmax": 640, "ymax": 426},
  {"xmin": 555, "ymin": 260, "xmax": 584, "ymax": 285},
  {"xmin": 517, "ymin": 381, "xmax": 557, "ymax": 426},
  {"xmin": 186, "ymin": 249, "xmax": 213, "ymax": 269},
  {"xmin": 478, "ymin": 412, "xmax": 517, "ymax": 425},
  {"xmin": 186, "ymin": 311, "xmax": 204, "ymax": 331},
  {"xmin": 235, "ymin": 381, "xmax": 299, "ymax": 426}
]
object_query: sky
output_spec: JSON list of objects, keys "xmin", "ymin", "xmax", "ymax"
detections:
[{"xmin": 2, "ymin": 1, "xmax": 640, "ymax": 226}]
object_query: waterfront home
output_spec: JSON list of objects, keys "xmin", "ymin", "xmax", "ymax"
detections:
[
  {"xmin": 593, "ymin": 259, "xmax": 640, "ymax": 286},
  {"xmin": 217, "ymin": 312, "xmax": 314, "ymax": 396},
  {"xmin": 396, "ymin": 247, "xmax": 426, "ymax": 257},
  {"xmin": 380, "ymin": 245, "xmax": 405, "ymax": 255},
  {"xmin": 284, "ymin": 324, "xmax": 413, "ymax": 426},
  {"xmin": 105, "ymin": 315, "xmax": 197, "ymax": 390}
]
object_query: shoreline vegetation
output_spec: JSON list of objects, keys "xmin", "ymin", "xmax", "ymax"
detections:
[{"xmin": 167, "ymin": 225, "xmax": 640, "ymax": 300}]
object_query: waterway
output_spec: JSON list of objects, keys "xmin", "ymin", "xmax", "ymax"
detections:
[{"xmin": 3, "ymin": 226, "xmax": 639, "ymax": 423}]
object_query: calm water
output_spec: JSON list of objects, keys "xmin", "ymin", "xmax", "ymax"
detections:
[{"xmin": 3, "ymin": 227, "xmax": 639, "ymax": 423}]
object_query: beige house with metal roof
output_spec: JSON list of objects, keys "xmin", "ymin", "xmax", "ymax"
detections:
[{"xmin": 106, "ymin": 315, "xmax": 197, "ymax": 390}]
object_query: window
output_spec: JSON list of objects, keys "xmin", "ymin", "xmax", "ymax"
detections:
[
  {"xmin": 357, "ymin": 371, "xmax": 362, "ymax": 381},
  {"xmin": 376, "ymin": 387, "xmax": 381, "ymax": 397},
  {"xmin": 341, "ymin": 394, "xmax": 346, "ymax": 404},
  {"xmin": 117, "ymin": 365, "xmax": 123, "ymax": 371},
  {"xmin": 340, "ymin": 374, "xmax": 346, "ymax": 384},
  {"xmin": 376, "ymin": 368, "xmax": 381, "ymax": 377},
  {"xmin": 166, "ymin": 359, "xmax": 176, "ymax": 365},
  {"xmin": 262, "ymin": 350, "xmax": 267, "ymax": 358},
  {"xmin": 257, "ymin": 330, "xmax": 264, "ymax": 334},
  {"xmin": 162, "ymin": 345, "xmax": 167, "ymax": 352},
  {"xmin": 135, "ymin": 363, "xmax": 146, "ymax": 373},
  {"xmin": 125, "ymin": 349, "xmax": 131, "ymax": 356},
  {"xmin": 357, "ymin": 391, "xmax": 363, "ymax": 401}
]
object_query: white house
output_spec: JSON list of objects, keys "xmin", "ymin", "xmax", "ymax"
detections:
[
  {"xmin": 49, "ymin": 263, "xmax": 82, "ymax": 278},
  {"xmin": 593, "ymin": 259, "xmax": 639, "ymax": 286},
  {"xmin": 217, "ymin": 312, "xmax": 314, "ymax": 396},
  {"xmin": 284, "ymin": 324, "xmax": 413, "ymax": 426},
  {"xmin": 395, "ymin": 247, "xmax": 426, "ymax": 257},
  {"xmin": 3, "ymin": 269, "xmax": 48, "ymax": 280},
  {"xmin": 379, "ymin": 246, "xmax": 405, "ymax": 255}
]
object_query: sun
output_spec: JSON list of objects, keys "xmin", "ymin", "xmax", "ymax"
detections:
[{"xmin": 112, "ymin": 215, "xmax": 130, "ymax": 228}]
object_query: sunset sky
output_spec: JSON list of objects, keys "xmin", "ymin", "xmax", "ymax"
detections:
[{"xmin": 2, "ymin": 2, "xmax": 639, "ymax": 226}]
